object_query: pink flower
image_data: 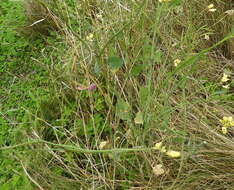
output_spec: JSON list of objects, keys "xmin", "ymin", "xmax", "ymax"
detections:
[
  {"xmin": 87, "ymin": 83, "xmax": 97, "ymax": 91},
  {"xmin": 76, "ymin": 83, "xmax": 97, "ymax": 91}
]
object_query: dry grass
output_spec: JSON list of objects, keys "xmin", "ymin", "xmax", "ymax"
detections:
[{"xmin": 10, "ymin": 0, "xmax": 234, "ymax": 189}]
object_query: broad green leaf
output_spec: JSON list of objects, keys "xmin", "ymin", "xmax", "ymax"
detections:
[
  {"xmin": 107, "ymin": 56, "xmax": 123, "ymax": 72},
  {"xmin": 130, "ymin": 65, "xmax": 145, "ymax": 76},
  {"xmin": 116, "ymin": 99, "xmax": 131, "ymax": 121},
  {"xmin": 134, "ymin": 111, "xmax": 143, "ymax": 124}
]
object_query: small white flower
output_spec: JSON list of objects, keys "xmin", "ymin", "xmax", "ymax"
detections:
[
  {"xmin": 152, "ymin": 164, "xmax": 165, "ymax": 176},
  {"xmin": 204, "ymin": 34, "xmax": 210, "ymax": 40},
  {"xmin": 96, "ymin": 13, "xmax": 103, "ymax": 20},
  {"xmin": 208, "ymin": 8, "xmax": 217, "ymax": 12},
  {"xmin": 99, "ymin": 141, "xmax": 109, "ymax": 149},
  {"xmin": 222, "ymin": 84, "xmax": 230, "ymax": 89}
]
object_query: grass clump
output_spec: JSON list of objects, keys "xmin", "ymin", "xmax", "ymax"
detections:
[{"xmin": 1, "ymin": 0, "xmax": 234, "ymax": 189}]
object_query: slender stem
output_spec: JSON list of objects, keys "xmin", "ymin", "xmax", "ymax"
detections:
[{"xmin": 0, "ymin": 139, "xmax": 153, "ymax": 154}]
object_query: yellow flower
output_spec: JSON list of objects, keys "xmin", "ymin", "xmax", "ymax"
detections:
[
  {"xmin": 221, "ymin": 73, "xmax": 230, "ymax": 83},
  {"xmin": 225, "ymin": 116, "xmax": 233, "ymax": 122},
  {"xmin": 174, "ymin": 59, "xmax": 181, "ymax": 67},
  {"xmin": 160, "ymin": 146, "xmax": 167, "ymax": 153},
  {"xmin": 207, "ymin": 4, "xmax": 214, "ymax": 9},
  {"xmin": 153, "ymin": 142, "xmax": 167, "ymax": 152},
  {"xmin": 207, "ymin": 4, "xmax": 216, "ymax": 12},
  {"xmin": 153, "ymin": 142, "xmax": 162, "ymax": 150},
  {"xmin": 153, "ymin": 142, "xmax": 167, "ymax": 153},
  {"xmin": 86, "ymin": 33, "xmax": 94, "ymax": 41},
  {"xmin": 221, "ymin": 127, "xmax": 228, "ymax": 135},
  {"xmin": 220, "ymin": 116, "xmax": 234, "ymax": 127},
  {"xmin": 166, "ymin": 150, "xmax": 181, "ymax": 158}
]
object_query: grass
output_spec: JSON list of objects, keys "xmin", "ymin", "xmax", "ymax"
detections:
[{"xmin": 1, "ymin": 0, "xmax": 234, "ymax": 189}]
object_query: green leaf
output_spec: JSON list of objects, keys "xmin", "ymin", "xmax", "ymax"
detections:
[
  {"xmin": 175, "ymin": 130, "xmax": 187, "ymax": 136},
  {"xmin": 134, "ymin": 111, "xmax": 143, "ymax": 124},
  {"xmin": 169, "ymin": 0, "xmax": 183, "ymax": 7},
  {"xmin": 141, "ymin": 44, "xmax": 153, "ymax": 61},
  {"xmin": 171, "ymin": 136, "xmax": 186, "ymax": 143},
  {"xmin": 139, "ymin": 87, "xmax": 149, "ymax": 106},
  {"xmin": 130, "ymin": 65, "xmax": 145, "ymax": 76},
  {"xmin": 116, "ymin": 99, "xmax": 131, "ymax": 121},
  {"xmin": 170, "ymin": 130, "xmax": 187, "ymax": 143},
  {"xmin": 154, "ymin": 50, "xmax": 163, "ymax": 62},
  {"xmin": 107, "ymin": 56, "xmax": 123, "ymax": 72}
]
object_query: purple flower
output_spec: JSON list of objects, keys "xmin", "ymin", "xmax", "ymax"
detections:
[
  {"xmin": 76, "ymin": 83, "xmax": 97, "ymax": 91},
  {"xmin": 87, "ymin": 83, "xmax": 97, "ymax": 91}
]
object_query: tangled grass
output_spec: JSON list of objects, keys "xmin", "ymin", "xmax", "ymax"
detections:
[{"xmin": 2, "ymin": 0, "xmax": 234, "ymax": 189}]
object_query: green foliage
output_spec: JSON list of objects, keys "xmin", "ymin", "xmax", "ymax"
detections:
[
  {"xmin": 116, "ymin": 99, "xmax": 132, "ymax": 121},
  {"xmin": 0, "ymin": 1, "xmax": 50, "ymax": 189},
  {"xmin": 0, "ymin": 1, "xmax": 29, "ymax": 73},
  {"xmin": 0, "ymin": 172, "xmax": 32, "ymax": 190},
  {"xmin": 107, "ymin": 56, "xmax": 124, "ymax": 72}
]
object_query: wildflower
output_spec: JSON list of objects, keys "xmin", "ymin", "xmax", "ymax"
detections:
[
  {"xmin": 207, "ymin": 4, "xmax": 214, "ymax": 9},
  {"xmin": 207, "ymin": 4, "xmax": 216, "ymax": 12},
  {"xmin": 220, "ymin": 116, "xmax": 234, "ymax": 127},
  {"xmin": 166, "ymin": 150, "xmax": 181, "ymax": 158},
  {"xmin": 221, "ymin": 127, "xmax": 228, "ymax": 135},
  {"xmin": 87, "ymin": 83, "xmax": 97, "ymax": 91},
  {"xmin": 174, "ymin": 59, "xmax": 181, "ymax": 67},
  {"xmin": 160, "ymin": 146, "xmax": 167, "ymax": 153},
  {"xmin": 76, "ymin": 83, "xmax": 96, "ymax": 91},
  {"xmin": 152, "ymin": 164, "xmax": 165, "ymax": 176},
  {"xmin": 204, "ymin": 34, "xmax": 210, "ymax": 40},
  {"xmin": 222, "ymin": 84, "xmax": 230, "ymax": 89},
  {"xmin": 153, "ymin": 142, "xmax": 167, "ymax": 153},
  {"xmin": 99, "ymin": 141, "xmax": 109, "ymax": 149},
  {"xmin": 96, "ymin": 13, "xmax": 103, "ymax": 20},
  {"xmin": 86, "ymin": 33, "xmax": 94, "ymax": 41},
  {"xmin": 153, "ymin": 142, "xmax": 162, "ymax": 150},
  {"xmin": 221, "ymin": 73, "xmax": 230, "ymax": 83},
  {"xmin": 209, "ymin": 8, "xmax": 217, "ymax": 12}
]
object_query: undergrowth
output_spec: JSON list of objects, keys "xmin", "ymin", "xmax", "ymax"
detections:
[{"xmin": 1, "ymin": 0, "xmax": 234, "ymax": 189}]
